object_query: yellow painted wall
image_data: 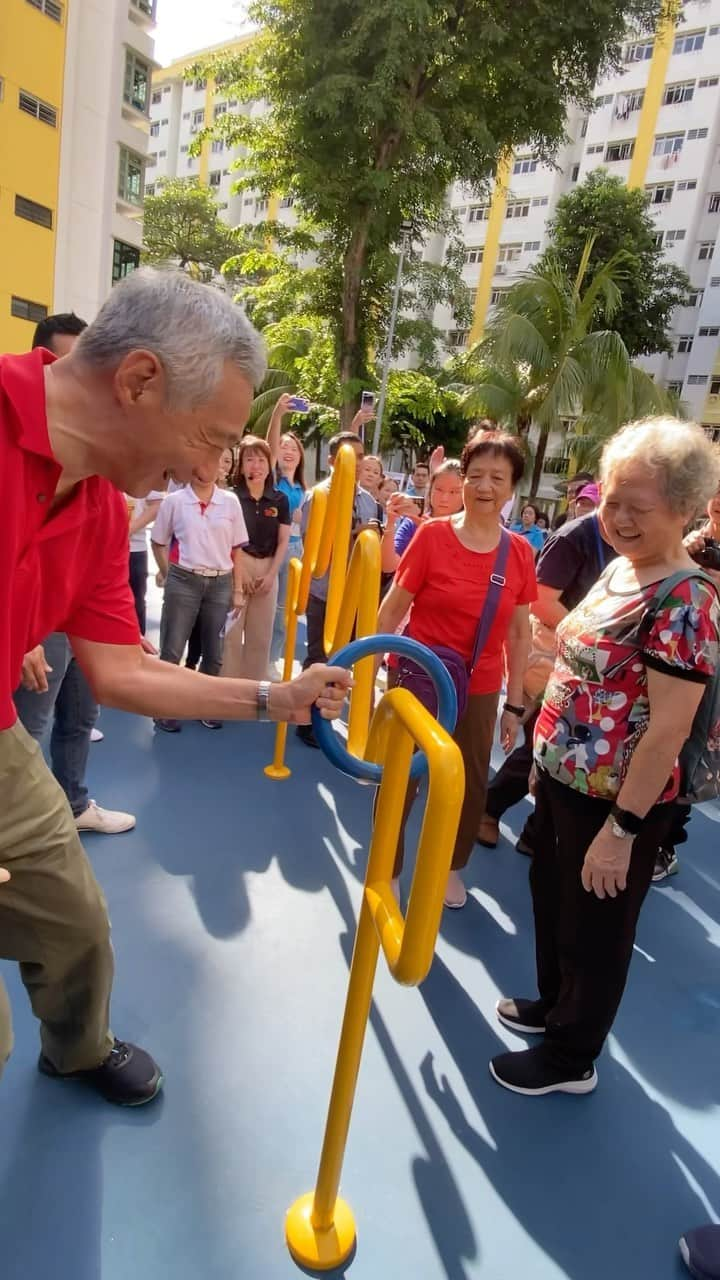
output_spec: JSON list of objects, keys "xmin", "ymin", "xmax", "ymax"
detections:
[
  {"xmin": 627, "ymin": 0, "xmax": 679, "ymax": 190},
  {"xmin": 0, "ymin": 0, "xmax": 67, "ymax": 351},
  {"xmin": 469, "ymin": 150, "xmax": 513, "ymax": 344}
]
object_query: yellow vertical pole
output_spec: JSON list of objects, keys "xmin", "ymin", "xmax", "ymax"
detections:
[
  {"xmin": 627, "ymin": 1, "xmax": 680, "ymax": 190},
  {"xmin": 468, "ymin": 149, "xmax": 513, "ymax": 345}
]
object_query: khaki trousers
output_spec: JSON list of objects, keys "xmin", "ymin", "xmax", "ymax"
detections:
[
  {"xmin": 0, "ymin": 721, "xmax": 114, "ymax": 1078},
  {"xmin": 221, "ymin": 554, "xmax": 278, "ymax": 681}
]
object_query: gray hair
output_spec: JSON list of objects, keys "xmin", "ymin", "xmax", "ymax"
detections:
[
  {"xmin": 600, "ymin": 416, "xmax": 720, "ymax": 517},
  {"xmin": 75, "ymin": 267, "xmax": 267, "ymax": 406}
]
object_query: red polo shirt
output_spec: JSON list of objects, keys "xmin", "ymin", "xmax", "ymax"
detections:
[{"xmin": 1, "ymin": 349, "xmax": 141, "ymax": 730}]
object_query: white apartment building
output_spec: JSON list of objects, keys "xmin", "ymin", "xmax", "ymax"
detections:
[{"xmin": 150, "ymin": 5, "xmax": 720, "ymax": 497}]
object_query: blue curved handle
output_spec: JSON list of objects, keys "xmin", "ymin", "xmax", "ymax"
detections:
[{"xmin": 311, "ymin": 634, "xmax": 458, "ymax": 783}]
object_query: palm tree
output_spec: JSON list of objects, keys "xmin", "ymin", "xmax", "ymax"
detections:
[{"xmin": 462, "ymin": 241, "xmax": 674, "ymax": 496}]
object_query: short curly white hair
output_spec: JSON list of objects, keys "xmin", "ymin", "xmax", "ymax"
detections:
[{"xmin": 600, "ymin": 416, "xmax": 720, "ymax": 517}]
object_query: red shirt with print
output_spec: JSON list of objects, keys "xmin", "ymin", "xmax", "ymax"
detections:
[
  {"xmin": 0, "ymin": 349, "xmax": 140, "ymax": 730},
  {"xmin": 394, "ymin": 518, "xmax": 537, "ymax": 695}
]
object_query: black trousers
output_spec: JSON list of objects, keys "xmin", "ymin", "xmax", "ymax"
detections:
[
  {"xmin": 129, "ymin": 550, "xmax": 148, "ymax": 635},
  {"xmin": 530, "ymin": 770, "xmax": 675, "ymax": 1069},
  {"xmin": 302, "ymin": 594, "xmax": 327, "ymax": 669}
]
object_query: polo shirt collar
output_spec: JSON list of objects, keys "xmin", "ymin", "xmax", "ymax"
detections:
[
  {"xmin": 1, "ymin": 348, "xmax": 57, "ymax": 461},
  {"xmin": 182, "ymin": 483, "xmax": 221, "ymax": 504}
]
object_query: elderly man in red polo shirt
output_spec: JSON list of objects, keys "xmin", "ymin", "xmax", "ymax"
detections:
[{"xmin": 0, "ymin": 267, "xmax": 350, "ymax": 1107}]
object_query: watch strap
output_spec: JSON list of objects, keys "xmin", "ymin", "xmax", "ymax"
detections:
[
  {"xmin": 609, "ymin": 803, "xmax": 643, "ymax": 836},
  {"xmin": 256, "ymin": 680, "xmax": 272, "ymax": 722}
]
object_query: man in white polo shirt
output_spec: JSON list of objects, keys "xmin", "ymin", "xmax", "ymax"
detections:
[{"xmin": 151, "ymin": 464, "xmax": 248, "ymax": 732}]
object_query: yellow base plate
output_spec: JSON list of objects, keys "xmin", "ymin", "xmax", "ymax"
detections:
[
  {"xmin": 285, "ymin": 1193, "xmax": 356, "ymax": 1270},
  {"xmin": 264, "ymin": 764, "xmax": 292, "ymax": 780}
]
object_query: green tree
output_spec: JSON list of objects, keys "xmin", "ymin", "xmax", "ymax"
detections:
[
  {"xmin": 542, "ymin": 169, "xmax": 690, "ymax": 357},
  {"xmin": 463, "ymin": 243, "xmax": 675, "ymax": 496},
  {"xmin": 141, "ymin": 178, "xmax": 239, "ymax": 276},
  {"xmin": 201, "ymin": 0, "xmax": 665, "ymax": 418},
  {"xmin": 382, "ymin": 369, "xmax": 469, "ymax": 461}
]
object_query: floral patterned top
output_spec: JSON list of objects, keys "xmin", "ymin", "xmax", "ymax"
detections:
[{"xmin": 534, "ymin": 567, "xmax": 720, "ymax": 802}]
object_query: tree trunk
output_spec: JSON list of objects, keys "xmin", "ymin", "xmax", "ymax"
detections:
[
  {"xmin": 339, "ymin": 214, "xmax": 372, "ymax": 428},
  {"xmin": 528, "ymin": 425, "xmax": 551, "ymax": 499}
]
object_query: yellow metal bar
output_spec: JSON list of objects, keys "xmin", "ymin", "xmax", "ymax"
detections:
[
  {"xmin": 627, "ymin": 1, "xmax": 679, "ymax": 189},
  {"xmin": 285, "ymin": 694, "xmax": 464, "ymax": 1269},
  {"xmin": 469, "ymin": 149, "xmax": 513, "ymax": 345},
  {"xmin": 263, "ymin": 557, "xmax": 302, "ymax": 779}
]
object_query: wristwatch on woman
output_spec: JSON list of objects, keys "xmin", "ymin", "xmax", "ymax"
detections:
[
  {"xmin": 608, "ymin": 804, "xmax": 643, "ymax": 839},
  {"xmin": 256, "ymin": 680, "xmax": 272, "ymax": 721},
  {"xmin": 503, "ymin": 701, "xmax": 525, "ymax": 717}
]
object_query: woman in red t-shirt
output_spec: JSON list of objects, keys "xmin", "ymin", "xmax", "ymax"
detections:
[
  {"xmin": 376, "ymin": 431, "xmax": 536, "ymax": 908},
  {"xmin": 490, "ymin": 417, "xmax": 720, "ymax": 1100}
]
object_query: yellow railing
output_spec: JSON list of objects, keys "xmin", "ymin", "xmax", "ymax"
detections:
[
  {"xmin": 285, "ymin": 687, "xmax": 465, "ymax": 1269},
  {"xmin": 264, "ymin": 444, "xmax": 381, "ymax": 778}
]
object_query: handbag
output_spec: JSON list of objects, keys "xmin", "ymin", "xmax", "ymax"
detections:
[{"xmin": 394, "ymin": 528, "xmax": 511, "ymax": 720}]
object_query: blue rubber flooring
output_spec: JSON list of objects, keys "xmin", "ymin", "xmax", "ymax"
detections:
[{"xmin": 1, "ymin": 618, "xmax": 719, "ymax": 1278}]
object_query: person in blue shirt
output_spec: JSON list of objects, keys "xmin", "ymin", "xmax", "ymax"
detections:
[
  {"xmin": 270, "ymin": 428, "xmax": 306, "ymax": 665},
  {"xmin": 510, "ymin": 502, "xmax": 546, "ymax": 555}
]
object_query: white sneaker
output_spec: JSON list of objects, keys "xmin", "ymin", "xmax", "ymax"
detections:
[
  {"xmin": 90, "ymin": 727, "xmax": 104, "ymax": 743},
  {"xmin": 75, "ymin": 800, "xmax": 136, "ymax": 835}
]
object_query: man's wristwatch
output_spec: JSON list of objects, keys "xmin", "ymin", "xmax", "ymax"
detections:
[
  {"xmin": 256, "ymin": 680, "xmax": 272, "ymax": 722},
  {"xmin": 608, "ymin": 804, "xmax": 643, "ymax": 839},
  {"xmin": 503, "ymin": 702, "xmax": 525, "ymax": 717}
]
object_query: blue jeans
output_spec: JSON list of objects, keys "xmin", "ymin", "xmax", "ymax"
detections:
[
  {"xmin": 13, "ymin": 632, "xmax": 99, "ymax": 818},
  {"xmin": 271, "ymin": 537, "xmax": 302, "ymax": 665},
  {"xmin": 159, "ymin": 565, "xmax": 232, "ymax": 676}
]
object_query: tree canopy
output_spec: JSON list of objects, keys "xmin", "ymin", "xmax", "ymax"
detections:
[
  {"xmin": 200, "ymin": 0, "xmax": 665, "ymax": 418},
  {"xmin": 141, "ymin": 178, "xmax": 239, "ymax": 277},
  {"xmin": 542, "ymin": 169, "xmax": 691, "ymax": 357}
]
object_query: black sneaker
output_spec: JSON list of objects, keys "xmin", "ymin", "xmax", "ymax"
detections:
[
  {"xmin": 679, "ymin": 1225, "xmax": 720, "ymax": 1279},
  {"xmin": 200, "ymin": 719, "xmax": 223, "ymax": 730},
  {"xmin": 496, "ymin": 997, "xmax": 546, "ymax": 1034},
  {"xmin": 39, "ymin": 1038, "xmax": 163, "ymax": 1106},
  {"xmin": 516, "ymin": 835, "xmax": 534, "ymax": 857},
  {"xmin": 296, "ymin": 723, "xmax": 319, "ymax": 749},
  {"xmin": 652, "ymin": 847, "xmax": 679, "ymax": 883},
  {"xmin": 489, "ymin": 1045, "xmax": 597, "ymax": 1096},
  {"xmin": 154, "ymin": 718, "xmax": 181, "ymax": 734}
]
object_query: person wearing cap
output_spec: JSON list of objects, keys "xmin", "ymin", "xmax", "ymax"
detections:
[{"xmin": 574, "ymin": 482, "xmax": 600, "ymax": 517}]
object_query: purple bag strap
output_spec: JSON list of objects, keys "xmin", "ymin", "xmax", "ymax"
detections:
[{"xmin": 470, "ymin": 527, "xmax": 511, "ymax": 674}]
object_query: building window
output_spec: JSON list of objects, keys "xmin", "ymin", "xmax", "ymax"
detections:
[
  {"xmin": 180, "ymin": 144, "xmax": 189, "ymax": 153},
  {"xmin": 710, "ymin": 277, "xmax": 720, "ymax": 287},
  {"xmin": 605, "ymin": 140, "xmax": 634, "ymax": 162},
  {"xmin": 663, "ymin": 82, "xmax": 695, "ymax": 105},
  {"xmin": 130, "ymin": 0, "xmax": 156, "ymax": 17},
  {"xmin": 14, "ymin": 194, "xmax": 53, "ymax": 228},
  {"xmin": 646, "ymin": 182, "xmax": 674, "ymax": 204},
  {"xmin": 209, "ymin": 170, "xmax": 221, "ymax": 187},
  {"xmin": 687, "ymin": 289, "xmax": 704, "ymax": 306},
  {"xmin": 150, "ymin": 121, "xmax": 159, "ymax": 137},
  {"xmin": 571, "ymin": 164, "xmax": 580, "ymax": 182},
  {"xmin": 687, "ymin": 374, "xmax": 708, "ymax": 385},
  {"xmin": 513, "ymin": 156, "xmax": 538, "ymax": 175},
  {"xmin": 677, "ymin": 179, "xmax": 698, "ymax": 191},
  {"xmin": 145, "ymin": 183, "xmax": 155, "ymax": 197},
  {"xmin": 447, "ymin": 330, "xmax": 469, "ymax": 349},
  {"xmin": 699, "ymin": 326, "xmax": 720, "ymax": 337},
  {"xmin": 531, "ymin": 196, "xmax": 549, "ymax": 207},
  {"xmin": 699, "ymin": 76, "xmax": 720, "ymax": 88},
  {"xmin": 653, "ymin": 133, "xmax": 684, "ymax": 157},
  {"xmin": 667, "ymin": 381, "xmax": 683, "ymax": 395},
  {"xmin": 112, "ymin": 240, "xmax": 140, "ymax": 284},
  {"xmin": 490, "ymin": 287, "xmax": 507, "ymax": 305},
  {"xmin": 255, "ymin": 198, "xmax": 269, "ymax": 214},
  {"xmin": 624, "ymin": 39, "xmax": 654, "ymax": 62},
  {"xmin": 498, "ymin": 242, "xmax": 522, "ymax": 263},
  {"xmin": 594, "ymin": 92, "xmax": 614, "ymax": 107},
  {"xmin": 708, "ymin": 193, "xmax": 720, "ymax": 213},
  {"xmin": 182, "ymin": 111, "xmax": 191, "ymax": 119},
  {"xmin": 118, "ymin": 146, "xmax": 144, "ymax": 205},
  {"xmin": 468, "ymin": 205, "xmax": 488, "ymax": 222},
  {"xmin": 279, "ymin": 196, "xmax": 295, "ymax": 208},
  {"xmin": 145, "ymin": 153, "xmax": 157, "ymax": 169},
  {"xmin": 26, "ymin": 0, "xmax": 63, "ymax": 20},
  {"xmin": 192, "ymin": 108, "xmax": 204, "ymax": 127},
  {"xmin": 617, "ymin": 89, "xmax": 645, "ymax": 115},
  {"xmin": 677, "ymin": 335, "xmax": 694, "ymax": 352},
  {"xmin": 580, "ymin": 117, "xmax": 588, "ymax": 138},
  {"xmin": 652, "ymin": 231, "xmax": 664, "ymax": 248},
  {"xmin": 152, "ymin": 90, "xmax": 162, "ymax": 105},
  {"xmin": 159, "ymin": 149, "xmax": 166, "ymax": 157},
  {"xmin": 673, "ymin": 30, "xmax": 705, "ymax": 54},
  {"xmin": 687, "ymin": 128, "xmax": 709, "ymax": 140},
  {"xmin": 699, "ymin": 242, "xmax": 715, "ymax": 260},
  {"xmin": 211, "ymin": 138, "xmax": 224, "ymax": 153},
  {"xmin": 123, "ymin": 50, "xmax": 151, "ymax": 114},
  {"xmin": 665, "ymin": 229, "xmax": 686, "ymax": 243},
  {"xmin": 586, "ymin": 144, "xmax": 604, "ymax": 155},
  {"xmin": 11, "ymin": 295, "xmax": 48, "ymax": 323},
  {"xmin": 18, "ymin": 89, "xmax": 57, "ymax": 127},
  {"xmin": 463, "ymin": 248, "xmax": 483, "ymax": 264},
  {"xmin": 524, "ymin": 241, "xmax": 541, "ymax": 251},
  {"xmin": 213, "ymin": 102, "xmax": 227, "ymax": 118},
  {"xmin": 195, "ymin": 78, "xmax": 206, "ymax": 91},
  {"xmin": 711, "ymin": 378, "xmax": 720, "ymax": 396},
  {"xmin": 506, "ymin": 200, "xmax": 530, "ymax": 219}
]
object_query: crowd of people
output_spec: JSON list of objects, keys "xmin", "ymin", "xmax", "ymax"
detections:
[{"xmin": 2, "ymin": 267, "xmax": 719, "ymax": 1277}]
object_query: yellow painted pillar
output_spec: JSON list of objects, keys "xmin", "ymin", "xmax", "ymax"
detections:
[
  {"xmin": 699, "ymin": 344, "xmax": 720, "ymax": 428},
  {"xmin": 469, "ymin": 150, "xmax": 512, "ymax": 345},
  {"xmin": 627, "ymin": 1, "xmax": 680, "ymax": 189},
  {"xmin": 199, "ymin": 78, "xmax": 213, "ymax": 185}
]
